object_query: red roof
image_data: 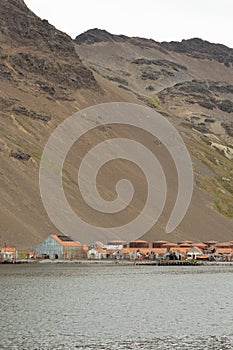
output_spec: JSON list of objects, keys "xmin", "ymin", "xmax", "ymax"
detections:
[
  {"xmin": 1, "ymin": 247, "xmax": 16, "ymax": 253},
  {"xmin": 170, "ymin": 247, "xmax": 189, "ymax": 254},
  {"xmin": 162, "ymin": 243, "xmax": 179, "ymax": 248},
  {"xmin": 179, "ymin": 243, "xmax": 193, "ymax": 247},
  {"xmin": 94, "ymin": 241, "xmax": 105, "ymax": 248},
  {"xmin": 51, "ymin": 234, "xmax": 82, "ymax": 247},
  {"xmin": 119, "ymin": 248, "xmax": 167, "ymax": 255},
  {"xmin": 130, "ymin": 240, "xmax": 148, "ymax": 243},
  {"xmin": 106, "ymin": 249, "xmax": 118, "ymax": 254},
  {"xmin": 120, "ymin": 248, "xmax": 131, "ymax": 254},
  {"xmin": 92, "ymin": 248, "xmax": 106, "ymax": 253},
  {"xmin": 193, "ymin": 242, "xmax": 208, "ymax": 248},
  {"xmin": 177, "ymin": 241, "xmax": 193, "ymax": 245},
  {"xmin": 215, "ymin": 242, "xmax": 233, "ymax": 248},
  {"xmin": 190, "ymin": 246, "xmax": 204, "ymax": 254},
  {"xmin": 215, "ymin": 248, "xmax": 233, "ymax": 255},
  {"xmin": 204, "ymin": 241, "xmax": 218, "ymax": 245}
]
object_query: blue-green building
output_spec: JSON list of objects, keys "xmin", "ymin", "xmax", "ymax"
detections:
[{"xmin": 34, "ymin": 234, "xmax": 84, "ymax": 259}]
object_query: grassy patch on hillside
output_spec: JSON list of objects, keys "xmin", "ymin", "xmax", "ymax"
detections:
[{"xmin": 190, "ymin": 135, "xmax": 233, "ymax": 218}]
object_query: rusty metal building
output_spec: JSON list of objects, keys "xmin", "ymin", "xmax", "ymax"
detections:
[{"xmin": 33, "ymin": 234, "xmax": 84, "ymax": 259}]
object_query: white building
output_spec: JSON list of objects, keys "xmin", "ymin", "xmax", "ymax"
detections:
[
  {"xmin": 87, "ymin": 248, "xmax": 107, "ymax": 259},
  {"xmin": 1, "ymin": 247, "xmax": 18, "ymax": 262}
]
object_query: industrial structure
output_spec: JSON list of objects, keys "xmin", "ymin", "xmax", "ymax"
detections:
[
  {"xmin": 129, "ymin": 240, "xmax": 149, "ymax": 248},
  {"xmin": 33, "ymin": 234, "xmax": 85, "ymax": 259}
]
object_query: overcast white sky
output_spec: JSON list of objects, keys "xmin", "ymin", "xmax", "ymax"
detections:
[{"xmin": 24, "ymin": 0, "xmax": 233, "ymax": 48}]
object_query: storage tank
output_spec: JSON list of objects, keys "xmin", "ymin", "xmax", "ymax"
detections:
[
  {"xmin": 177, "ymin": 241, "xmax": 193, "ymax": 246},
  {"xmin": 203, "ymin": 241, "xmax": 218, "ymax": 248},
  {"xmin": 107, "ymin": 240, "xmax": 127, "ymax": 247},
  {"xmin": 152, "ymin": 240, "xmax": 168, "ymax": 248},
  {"xmin": 129, "ymin": 240, "xmax": 149, "ymax": 248},
  {"xmin": 161, "ymin": 242, "xmax": 178, "ymax": 252}
]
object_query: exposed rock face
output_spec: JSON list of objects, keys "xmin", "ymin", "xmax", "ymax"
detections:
[
  {"xmin": 132, "ymin": 58, "xmax": 187, "ymax": 71},
  {"xmin": 10, "ymin": 149, "xmax": 31, "ymax": 161},
  {"xmin": 222, "ymin": 122, "xmax": 233, "ymax": 137},
  {"xmin": 9, "ymin": 52, "xmax": 97, "ymax": 90},
  {"xmin": 1, "ymin": 0, "xmax": 77, "ymax": 58},
  {"xmin": 158, "ymin": 80, "xmax": 233, "ymax": 113},
  {"xmin": 103, "ymin": 75, "xmax": 129, "ymax": 86},
  {"xmin": 12, "ymin": 106, "xmax": 51, "ymax": 122},
  {"xmin": 75, "ymin": 28, "xmax": 166, "ymax": 52},
  {"xmin": 132, "ymin": 58, "xmax": 188, "ymax": 82},
  {"xmin": 217, "ymin": 100, "xmax": 233, "ymax": 113},
  {"xmin": 75, "ymin": 28, "xmax": 128, "ymax": 45},
  {"xmin": 0, "ymin": 0, "xmax": 100, "ymax": 92},
  {"xmin": 162, "ymin": 38, "xmax": 233, "ymax": 66},
  {"xmin": 0, "ymin": 62, "xmax": 12, "ymax": 80},
  {"xmin": 141, "ymin": 70, "xmax": 161, "ymax": 81}
]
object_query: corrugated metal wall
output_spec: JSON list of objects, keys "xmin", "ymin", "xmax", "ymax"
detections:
[{"xmin": 34, "ymin": 236, "xmax": 62, "ymax": 258}]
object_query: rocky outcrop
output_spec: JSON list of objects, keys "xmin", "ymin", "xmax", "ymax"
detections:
[
  {"xmin": 0, "ymin": 62, "xmax": 12, "ymax": 80},
  {"xmin": 0, "ymin": 96, "xmax": 15, "ymax": 109},
  {"xmin": 162, "ymin": 38, "xmax": 233, "ymax": 67},
  {"xmin": 75, "ymin": 28, "xmax": 166, "ymax": 52},
  {"xmin": 10, "ymin": 149, "xmax": 31, "ymax": 161},
  {"xmin": 141, "ymin": 70, "xmax": 161, "ymax": 81},
  {"xmin": 217, "ymin": 100, "xmax": 233, "ymax": 113},
  {"xmin": 1, "ymin": 0, "xmax": 77, "ymax": 58},
  {"xmin": 131, "ymin": 58, "xmax": 187, "ymax": 83},
  {"xmin": 36, "ymin": 81, "xmax": 55, "ymax": 95},
  {"xmin": 12, "ymin": 106, "xmax": 51, "ymax": 122},
  {"xmin": 75, "ymin": 28, "xmax": 128, "ymax": 45},
  {"xmin": 158, "ymin": 80, "xmax": 233, "ymax": 113},
  {"xmin": 132, "ymin": 58, "xmax": 187, "ymax": 71},
  {"xmin": 210, "ymin": 142, "xmax": 233, "ymax": 160},
  {"xmin": 104, "ymin": 75, "xmax": 129, "ymax": 86},
  {"xmin": 222, "ymin": 122, "xmax": 233, "ymax": 137},
  {"xmin": 8, "ymin": 52, "xmax": 97, "ymax": 90},
  {"xmin": 0, "ymin": 0, "xmax": 100, "ymax": 92}
]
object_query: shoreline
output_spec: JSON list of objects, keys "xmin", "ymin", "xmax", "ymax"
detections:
[{"xmin": 1, "ymin": 259, "xmax": 233, "ymax": 266}]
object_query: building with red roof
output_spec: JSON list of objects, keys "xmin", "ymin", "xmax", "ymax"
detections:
[
  {"xmin": 0, "ymin": 246, "xmax": 18, "ymax": 262},
  {"xmin": 33, "ymin": 234, "xmax": 84, "ymax": 259}
]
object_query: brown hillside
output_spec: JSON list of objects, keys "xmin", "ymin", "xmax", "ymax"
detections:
[{"xmin": 0, "ymin": 6, "xmax": 232, "ymax": 249}]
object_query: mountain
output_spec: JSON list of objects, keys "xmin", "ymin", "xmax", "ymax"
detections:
[
  {"xmin": 0, "ymin": 1, "xmax": 137, "ymax": 249},
  {"xmin": 75, "ymin": 29, "xmax": 233, "ymax": 139},
  {"xmin": 0, "ymin": 4, "xmax": 232, "ymax": 250}
]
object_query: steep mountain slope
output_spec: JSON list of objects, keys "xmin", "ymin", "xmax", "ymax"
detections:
[
  {"xmin": 75, "ymin": 29, "xmax": 233, "ymax": 222},
  {"xmin": 75, "ymin": 30, "xmax": 233, "ymax": 156},
  {"xmin": 0, "ymin": 1, "xmax": 138, "ymax": 249},
  {"xmin": 0, "ymin": 5, "xmax": 232, "ymax": 249}
]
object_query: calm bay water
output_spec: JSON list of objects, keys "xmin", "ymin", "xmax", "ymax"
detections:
[{"xmin": 1, "ymin": 263, "xmax": 233, "ymax": 350}]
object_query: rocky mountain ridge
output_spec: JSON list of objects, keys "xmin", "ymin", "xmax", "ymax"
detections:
[
  {"xmin": 162, "ymin": 38, "xmax": 233, "ymax": 67},
  {"xmin": 75, "ymin": 28, "xmax": 233, "ymax": 66}
]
